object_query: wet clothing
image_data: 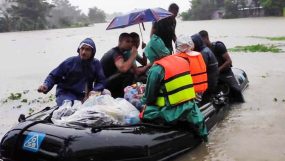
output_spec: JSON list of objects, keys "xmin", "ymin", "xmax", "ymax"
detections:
[
  {"xmin": 141, "ymin": 65, "xmax": 207, "ymax": 137},
  {"xmin": 100, "ymin": 47, "xmax": 125, "ymax": 78},
  {"xmin": 44, "ymin": 38, "xmax": 105, "ymax": 106},
  {"xmin": 210, "ymin": 41, "xmax": 244, "ymax": 102},
  {"xmin": 142, "ymin": 35, "xmax": 207, "ymax": 137},
  {"xmin": 152, "ymin": 17, "xmax": 176, "ymax": 53},
  {"xmin": 154, "ymin": 55, "xmax": 196, "ymax": 107},
  {"xmin": 100, "ymin": 47, "xmax": 135, "ymax": 98},
  {"xmin": 191, "ymin": 34, "xmax": 219, "ymax": 93},
  {"xmin": 211, "ymin": 41, "xmax": 231, "ymax": 73},
  {"xmin": 44, "ymin": 56, "xmax": 105, "ymax": 106},
  {"xmin": 219, "ymin": 69, "xmax": 245, "ymax": 102},
  {"xmin": 176, "ymin": 51, "xmax": 208, "ymax": 93},
  {"xmin": 144, "ymin": 34, "xmax": 171, "ymax": 64}
]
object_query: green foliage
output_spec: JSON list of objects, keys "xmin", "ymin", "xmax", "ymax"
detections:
[
  {"xmin": 8, "ymin": 93, "xmax": 22, "ymax": 100},
  {"xmin": 7, "ymin": 0, "xmax": 54, "ymax": 31},
  {"xmin": 189, "ymin": 0, "xmax": 216, "ymax": 20},
  {"xmin": 180, "ymin": 10, "xmax": 191, "ymax": 21},
  {"xmin": 229, "ymin": 44, "xmax": 282, "ymax": 53},
  {"xmin": 268, "ymin": 37, "xmax": 285, "ymax": 41},
  {"xmin": 1, "ymin": 0, "xmax": 107, "ymax": 32},
  {"xmin": 0, "ymin": 2, "xmax": 13, "ymax": 32},
  {"xmin": 260, "ymin": 0, "xmax": 285, "ymax": 16},
  {"xmin": 48, "ymin": 0, "xmax": 89, "ymax": 28},
  {"xmin": 224, "ymin": 0, "xmax": 239, "ymax": 18},
  {"xmin": 88, "ymin": 7, "xmax": 106, "ymax": 23},
  {"xmin": 21, "ymin": 99, "xmax": 28, "ymax": 103},
  {"xmin": 29, "ymin": 108, "xmax": 35, "ymax": 115},
  {"xmin": 249, "ymin": 36, "xmax": 285, "ymax": 41},
  {"xmin": 180, "ymin": 0, "xmax": 285, "ymax": 21}
]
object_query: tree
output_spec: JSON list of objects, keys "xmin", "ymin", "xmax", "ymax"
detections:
[
  {"xmin": 88, "ymin": 7, "xmax": 106, "ymax": 23},
  {"xmin": 189, "ymin": 0, "xmax": 216, "ymax": 20},
  {"xmin": 180, "ymin": 10, "xmax": 191, "ymax": 21},
  {"xmin": 48, "ymin": 0, "xmax": 89, "ymax": 28},
  {"xmin": 0, "ymin": 0, "xmax": 12, "ymax": 32},
  {"xmin": 260, "ymin": 0, "xmax": 285, "ymax": 16},
  {"xmin": 7, "ymin": 0, "xmax": 53, "ymax": 31},
  {"xmin": 224, "ymin": 0, "xmax": 239, "ymax": 18}
]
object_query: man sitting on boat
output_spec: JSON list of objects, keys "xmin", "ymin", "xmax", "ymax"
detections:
[
  {"xmin": 100, "ymin": 33, "xmax": 150, "ymax": 98},
  {"xmin": 38, "ymin": 38, "xmax": 106, "ymax": 106},
  {"xmin": 191, "ymin": 34, "xmax": 219, "ymax": 104},
  {"xmin": 140, "ymin": 34, "xmax": 208, "ymax": 140},
  {"xmin": 199, "ymin": 30, "xmax": 244, "ymax": 102}
]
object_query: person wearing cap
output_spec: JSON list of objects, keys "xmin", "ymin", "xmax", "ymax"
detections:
[
  {"xmin": 38, "ymin": 38, "xmax": 106, "ymax": 106},
  {"xmin": 140, "ymin": 34, "xmax": 208, "ymax": 140}
]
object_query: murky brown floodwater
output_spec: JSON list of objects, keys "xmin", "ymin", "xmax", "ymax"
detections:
[{"xmin": 1, "ymin": 17, "xmax": 285, "ymax": 160}]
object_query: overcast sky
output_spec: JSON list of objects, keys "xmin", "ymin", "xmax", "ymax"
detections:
[{"xmin": 68, "ymin": 0, "xmax": 190, "ymax": 14}]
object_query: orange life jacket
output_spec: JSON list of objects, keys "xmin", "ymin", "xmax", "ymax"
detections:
[
  {"xmin": 176, "ymin": 51, "xmax": 208, "ymax": 93},
  {"xmin": 154, "ymin": 55, "xmax": 196, "ymax": 107}
]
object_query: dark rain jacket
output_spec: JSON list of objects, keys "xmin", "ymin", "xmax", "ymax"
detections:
[{"xmin": 44, "ymin": 38, "xmax": 106, "ymax": 105}]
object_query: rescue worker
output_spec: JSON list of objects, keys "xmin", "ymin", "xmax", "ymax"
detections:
[
  {"xmin": 175, "ymin": 35, "xmax": 208, "ymax": 94},
  {"xmin": 141, "ymin": 34, "xmax": 208, "ymax": 140}
]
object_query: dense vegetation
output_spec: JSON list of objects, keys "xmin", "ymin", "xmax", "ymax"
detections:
[
  {"xmin": 181, "ymin": 0, "xmax": 285, "ymax": 20},
  {"xmin": 0, "ymin": 0, "xmax": 107, "ymax": 32}
]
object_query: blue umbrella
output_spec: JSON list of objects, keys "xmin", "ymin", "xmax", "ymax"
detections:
[
  {"xmin": 106, "ymin": 8, "xmax": 173, "ymax": 30},
  {"xmin": 106, "ymin": 8, "xmax": 173, "ymax": 41}
]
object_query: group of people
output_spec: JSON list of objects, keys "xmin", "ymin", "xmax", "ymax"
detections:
[{"xmin": 38, "ymin": 3, "xmax": 244, "ymax": 140}]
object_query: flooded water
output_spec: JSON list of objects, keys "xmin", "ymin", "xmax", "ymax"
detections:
[{"xmin": 1, "ymin": 17, "xmax": 285, "ymax": 160}]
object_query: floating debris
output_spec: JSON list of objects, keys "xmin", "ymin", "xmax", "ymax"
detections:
[
  {"xmin": 23, "ymin": 90, "xmax": 29, "ymax": 94},
  {"xmin": 28, "ymin": 108, "xmax": 35, "ymax": 115},
  {"xmin": 273, "ymin": 98, "xmax": 278, "ymax": 102},
  {"xmin": 13, "ymin": 105, "xmax": 22, "ymax": 109},
  {"xmin": 261, "ymin": 73, "xmax": 269, "ymax": 78},
  {"xmin": 21, "ymin": 99, "xmax": 28, "ymax": 103},
  {"xmin": 8, "ymin": 93, "xmax": 22, "ymax": 100}
]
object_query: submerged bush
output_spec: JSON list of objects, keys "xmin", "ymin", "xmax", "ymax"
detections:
[
  {"xmin": 8, "ymin": 93, "xmax": 22, "ymax": 100},
  {"xmin": 229, "ymin": 44, "xmax": 282, "ymax": 53},
  {"xmin": 249, "ymin": 36, "xmax": 285, "ymax": 41}
]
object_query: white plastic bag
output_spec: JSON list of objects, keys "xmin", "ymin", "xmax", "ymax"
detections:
[
  {"xmin": 52, "ymin": 96, "xmax": 140, "ymax": 126},
  {"xmin": 83, "ymin": 95, "xmax": 116, "ymax": 107},
  {"xmin": 52, "ymin": 100, "xmax": 73, "ymax": 120},
  {"xmin": 60, "ymin": 107, "xmax": 119, "ymax": 127},
  {"xmin": 115, "ymin": 98, "xmax": 140, "ymax": 125}
]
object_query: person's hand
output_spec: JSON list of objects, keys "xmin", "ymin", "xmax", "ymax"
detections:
[
  {"xmin": 38, "ymin": 85, "xmax": 48, "ymax": 94},
  {"xmin": 142, "ymin": 42, "xmax": 146, "ymax": 49},
  {"xmin": 89, "ymin": 91, "xmax": 101, "ymax": 97},
  {"xmin": 131, "ymin": 46, "xmax": 138, "ymax": 57},
  {"xmin": 146, "ymin": 63, "xmax": 152, "ymax": 69}
]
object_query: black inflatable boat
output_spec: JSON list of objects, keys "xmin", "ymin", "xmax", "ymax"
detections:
[{"xmin": 0, "ymin": 68, "xmax": 248, "ymax": 161}]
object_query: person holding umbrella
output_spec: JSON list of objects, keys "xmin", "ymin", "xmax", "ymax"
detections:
[{"xmin": 150, "ymin": 3, "xmax": 179, "ymax": 53}]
